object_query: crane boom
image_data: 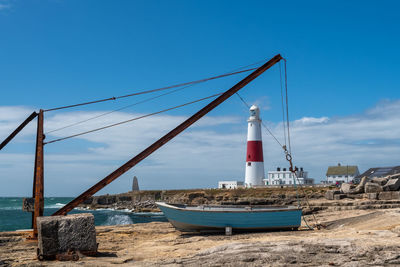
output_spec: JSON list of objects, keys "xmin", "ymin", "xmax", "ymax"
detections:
[{"xmin": 53, "ymin": 54, "xmax": 283, "ymax": 216}]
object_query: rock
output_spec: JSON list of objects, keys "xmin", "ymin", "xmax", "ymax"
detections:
[
  {"xmin": 334, "ymin": 194, "xmax": 345, "ymax": 200},
  {"xmin": 352, "ymin": 176, "xmax": 368, "ymax": 194},
  {"xmin": 325, "ymin": 190, "xmax": 340, "ymax": 200},
  {"xmin": 22, "ymin": 198, "xmax": 34, "ymax": 212},
  {"xmin": 340, "ymin": 183, "xmax": 355, "ymax": 194},
  {"xmin": 364, "ymin": 182, "xmax": 383, "ymax": 193},
  {"xmin": 378, "ymin": 192, "xmax": 394, "ymax": 200},
  {"xmin": 367, "ymin": 193, "xmax": 378, "ymax": 200},
  {"xmin": 37, "ymin": 213, "xmax": 97, "ymax": 258},
  {"xmin": 371, "ymin": 177, "xmax": 389, "ymax": 186},
  {"xmin": 383, "ymin": 178, "xmax": 400, "ymax": 191}
]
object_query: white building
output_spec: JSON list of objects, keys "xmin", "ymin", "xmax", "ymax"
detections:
[
  {"xmin": 245, "ymin": 105, "xmax": 265, "ymax": 187},
  {"xmin": 264, "ymin": 167, "xmax": 314, "ymax": 186},
  {"xmin": 326, "ymin": 163, "xmax": 360, "ymax": 184},
  {"xmin": 218, "ymin": 181, "xmax": 244, "ymax": 189}
]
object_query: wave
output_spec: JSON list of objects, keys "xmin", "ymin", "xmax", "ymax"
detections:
[
  {"xmin": 0, "ymin": 206, "xmax": 20, "ymax": 210},
  {"xmin": 45, "ymin": 203, "xmax": 66, "ymax": 209},
  {"xmin": 103, "ymin": 214, "xmax": 133, "ymax": 226}
]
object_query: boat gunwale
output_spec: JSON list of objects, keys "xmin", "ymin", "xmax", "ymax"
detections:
[{"xmin": 156, "ymin": 202, "xmax": 302, "ymax": 213}]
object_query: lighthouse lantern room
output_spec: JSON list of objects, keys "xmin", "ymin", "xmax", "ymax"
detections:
[{"xmin": 245, "ymin": 105, "xmax": 265, "ymax": 187}]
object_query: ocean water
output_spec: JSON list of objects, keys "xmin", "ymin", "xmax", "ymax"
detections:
[{"xmin": 0, "ymin": 197, "xmax": 167, "ymax": 232}]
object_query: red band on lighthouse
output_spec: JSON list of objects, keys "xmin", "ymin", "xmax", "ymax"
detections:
[{"xmin": 246, "ymin": 140, "xmax": 264, "ymax": 162}]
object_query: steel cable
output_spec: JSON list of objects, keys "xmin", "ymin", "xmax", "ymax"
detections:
[
  {"xmin": 43, "ymin": 67, "xmax": 259, "ymax": 112},
  {"xmin": 44, "ymin": 92, "xmax": 222, "ymax": 145}
]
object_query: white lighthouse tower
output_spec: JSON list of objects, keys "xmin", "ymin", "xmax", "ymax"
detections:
[{"xmin": 245, "ymin": 105, "xmax": 265, "ymax": 187}]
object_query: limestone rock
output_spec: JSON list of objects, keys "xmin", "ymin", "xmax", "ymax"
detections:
[
  {"xmin": 371, "ymin": 177, "xmax": 389, "ymax": 186},
  {"xmin": 334, "ymin": 194, "xmax": 345, "ymax": 200},
  {"xmin": 367, "ymin": 193, "xmax": 378, "ymax": 200},
  {"xmin": 37, "ymin": 213, "xmax": 97, "ymax": 258},
  {"xmin": 325, "ymin": 190, "xmax": 340, "ymax": 200},
  {"xmin": 364, "ymin": 182, "xmax": 383, "ymax": 193},
  {"xmin": 378, "ymin": 192, "xmax": 393, "ymax": 200},
  {"xmin": 352, "ymin": 176, "xmax": 368, "ymax": 194},
  {"xmin": 383, "ymin": 178, "xmax": 400, "ymax": 191},
  {"xmin": 340, "ymin": 183, "xmax": 355, "ymax": 194},
  {"xmin": 22, "ymin": 198, "xmax": 34, "ymax": 212}
]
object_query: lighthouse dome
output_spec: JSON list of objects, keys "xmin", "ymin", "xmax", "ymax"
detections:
[{"xmin": 249, "ymin": 105, "xmax": 260, "ymax": 119}]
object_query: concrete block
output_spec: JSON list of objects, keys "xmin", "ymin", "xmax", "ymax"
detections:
[
  {"xmin": 37, "ymin": 213, "xmax": 97, "ymax": 258},
  {"xmin": 383, "ymin": 178, "xmax": 400, "ymax": 191},
  {"xmin": 325, "ymin": 190, "xmax": 340, "ymax": 200},
  {"xmin": 364, "ymin": 182, "xmax": 383, "ymax": 193},
  {"xmin": 367, "ymin": 193, "xmax": 378, "ymax": 200},
  {"xmin": 22, "ymin": 198, "xmax": 34, "ymax": 212}
]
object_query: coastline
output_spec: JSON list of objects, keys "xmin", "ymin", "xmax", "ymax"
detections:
[{"xmin": 1, "ymin": 205, "xmax": 400, "ymax": 266}]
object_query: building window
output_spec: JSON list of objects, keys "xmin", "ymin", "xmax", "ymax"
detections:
[{"xmin": 247, "ymin": 162, "xmax": 251, "ymax": 166}]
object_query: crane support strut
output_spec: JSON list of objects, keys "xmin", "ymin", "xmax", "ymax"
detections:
[{"xmin": 53, "ymin": 54, "xmax": 283, "ymax": 216}]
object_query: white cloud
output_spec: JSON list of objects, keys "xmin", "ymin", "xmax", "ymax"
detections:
[
  {"xmin": 0, "ymin": 3, "xmax": 10, "ymax": 10},
  {"xmin": 1, "ymin": 99, "xmax": 400, "ymax": 196}
]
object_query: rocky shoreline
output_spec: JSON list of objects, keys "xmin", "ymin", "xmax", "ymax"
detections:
[
  {"xmin": 78, "ymin": 187, "xmax": 330, "ymax": 212},
  {"xmin": 1, "ymin": 206, "xmax": 400, "ymax": 266}
]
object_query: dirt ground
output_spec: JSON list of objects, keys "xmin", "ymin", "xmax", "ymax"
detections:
[{"xmin": 1, "ymin": 208, "xmax": 400, "ymax": 266}]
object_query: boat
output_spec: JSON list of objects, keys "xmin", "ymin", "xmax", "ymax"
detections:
[{"xmin": 156, "ymin": 202, "xmax": 302, "ymax": 233}]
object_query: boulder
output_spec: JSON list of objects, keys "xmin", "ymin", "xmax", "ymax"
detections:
[
  {"xmin": 340, "ymin": 183, "xmax": 355, "ymax": 194},
  {"xmin": 371, "ymin": 177, "xmax": 389, "ymax": 186},
  {"xmin": 22, "ymin": 198, "xmax": 34, "ymax": 212},
  {"xmin": 366, "ymin": 193, "xmax": 378, "ymax": 200},
  {"xmin": 325, "ymin": 190, "xmax": 340, "ymax": 200},
  {"xmin": 37, "ymin": 213, "xmax": 97, "ymax": 258},
  {"xmin": 364, "ymin": 182, "xmax": 383, "ymax": 193},
  {"xmin": 352, "ymin": 176, "xmax": 368, "ymax": 194},
  {"xmin": 378, "ymin": 192, "xmax": 395, "ymax": 200},
  {"xmin": 334, "ymin": 194, "xmax": 345, "ymax": 200},
  {"xmin": 383, "ymin": 178, "xmax": 400, "ymax": 191}
]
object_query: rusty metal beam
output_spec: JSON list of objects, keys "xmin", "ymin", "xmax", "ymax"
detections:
[
  {"xmin": 32, "ymin": 110, "xmax": 44, "ymax": 237},
  {"xmin": 53, "ymin": 54, "xmax": 283, "ymax": 216},
  {"xmin": 0, "ymin": 112, "xmax": 38, "ymax": 151}
]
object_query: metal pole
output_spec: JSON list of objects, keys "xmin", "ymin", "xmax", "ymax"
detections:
[
  {"xmin": 0, "ymin": 112, "xmax": 38, "ymax": 151},
  {"xmin": 53, "ymin": 54, "xmax": 283, "ymax": 216},
  {"xmin": 32, "ymin": 110, "xmax": 44, "ymax": 237}
]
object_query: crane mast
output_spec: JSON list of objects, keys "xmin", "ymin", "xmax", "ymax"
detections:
[{"xmin": 53, "ymin": 54, "xmax": 283, "ymax": 216}]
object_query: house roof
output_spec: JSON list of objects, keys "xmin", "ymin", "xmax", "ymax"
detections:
[
  {"xmin": 326, "ymin": 165, "xmax": 359, "ymax": 176},
  {"xmin": 357, "ymin": 166, "xmax": 400, "ymax": 179}
]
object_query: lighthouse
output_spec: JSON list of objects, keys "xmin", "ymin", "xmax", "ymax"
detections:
[{"xmin": 245, "ymin": 105, "xmax": 265, "ymax": 187}]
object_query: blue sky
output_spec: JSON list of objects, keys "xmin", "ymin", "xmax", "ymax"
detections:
[{"xmin": 1, "ymin": 0, "xmax": 400, "ymax": 196}]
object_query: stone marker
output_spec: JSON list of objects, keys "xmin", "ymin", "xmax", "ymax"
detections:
[
  {"xmin": 383, "ymin": 178, "xmax": 400, "ymax": 191},
  {"xmin": 37, "ymin": 213, "xmax": 97, "ymax": 259},
  {"xmin": 364, "ymin": 182, "xmax": 383, "ymax": 193}
]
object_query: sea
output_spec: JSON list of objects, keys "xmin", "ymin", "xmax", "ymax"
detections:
[{"xmin": 0, "ymin": 197, "xmax": 167, "ymax": 232}]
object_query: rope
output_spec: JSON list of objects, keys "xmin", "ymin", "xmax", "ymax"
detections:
[
  {"xmin": 44, "ymin": 92, "xmax": 222, "ymax": 145},
  {"xmin": 43, "ymin": 67, "xmax": 260, "ymax": 112},
  {"xmin": 283, "ymin": 59, "xmax": 292, "ymax": 154},
  {"xmin": 45, "ymin": 84, "xmax": 197, "ymax": 134},
  {"xmin": 235, "ymin": 93, "xmax": 284, "ymax": 148},
  {"xmin": 279, "ymin": 61, "xmax": 287, "ymax": 148}
]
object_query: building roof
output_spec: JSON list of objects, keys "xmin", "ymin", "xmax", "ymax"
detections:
[
  {"xmin": 357, "ymin": 166, "xmax": 400, "ymax": 179},
  {"xmin": 326, "ymin": 164, "xmax": 359, "ymax": 176}
]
